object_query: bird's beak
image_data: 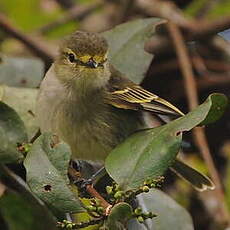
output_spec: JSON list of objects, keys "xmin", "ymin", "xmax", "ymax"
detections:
[{"xmin": 86, "ymin": 59, "xmax": 98, "ymax": 68}]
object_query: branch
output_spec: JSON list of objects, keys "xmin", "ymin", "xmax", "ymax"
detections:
[
  {"xmin": 68, "ymin": 167, "xmax": 111, "ymax": 212},
  {"xmin": 86, "ymin": 184, "xmax": 111, "ymax": 211},
  {"xmin": 167, "ymin": 21, "xmax": 230, "ymax": 225},
  {"xmin": 0, "ymin": 13, "xmax": 55, "ymax": 65},
  {"xmin": 150, "ymin": 58, "xmax": 230, "ymax": 75},
  {"xmin": 191, "ymin": 16, "xmax": 230, "ymax": 40},
  {"xmin": 145, "ymin": 16, "xmax": 230, "ymax": 55},
  {"xmin": 37, "ymin": 2, "xmax": 103, "ymax": 34},
  {"xmin": 54, "ymin": 0, "xmax": 75, "ymax": 9},
  {"xmin": 137, "ymin": 0, "xmax": 196, "ymax": 29}
]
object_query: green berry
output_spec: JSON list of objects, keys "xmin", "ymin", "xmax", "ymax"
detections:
[
  {"xmin": 144, "ymin": 178, "xmax": 152, "ymax": 185},
  {"xmin": 142, "ymin": 186, "xmax": 150, "ymax": 192},
  {"xmin": 97, "ymin": 207, "xmax": 104, "ymax": 214},
  {"xmin": 86, "ymin": 205, "xmax": 97, "ymax": 212},
  {"xmin": 95, "ymin": 198, "xmax": 101, "ymax": 206},
  {"xmin": 137, "ymin": 216, "xmax": 144, "ymax": 223},
  {"xmin": 106, "ymin": 186, "xmax": 113, "ymax": 195},
  {"xmin": 134, "ymin": 207, "xmax": 142, "ymax": 215},
  {"xmin": 114, "ymin": 184, "xmax": 121, "ymax": 191},
  {"xmin": 114, "ymin": 191, "xmax": 124, "ymax": 199},
  {"xmin": 66, "ymin": 223, "xmax": 73, "ymax": 229},
  {"xmin": 150, "ymin": 183, "xmax": 155, "ymax": 188}
]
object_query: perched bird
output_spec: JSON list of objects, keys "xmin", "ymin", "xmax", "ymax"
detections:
[{"xmin": 36, "ymin": 31, "xmax": 214, "ymax": 191}]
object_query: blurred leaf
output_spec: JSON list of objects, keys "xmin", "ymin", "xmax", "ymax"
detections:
[
  {"xmin": 24, "ymin": 132, "xmax": 84, "ymax": 213},
  {"xmin": 0, "ymin": 0, "xmax": 62, "ymax": 31},
  {"xmin": 0, "ymin": 102, "xmax": 27, "ymax": 163},
  {"xmin": 185, "ymin": 0, "xmax": 230, "ymax": 18},
  {"xmin": 0, "ymin": 164, "xmax": 58, "ymax": 230},
  {"xmin": 0, "ymin": 55, "xmax": 44, "ymax": 88},
  {"xmin": 128, "ymin": 189, "xmax": 194, "ymax": 230},
  {"xmin": 0, "ymin": 190, "xmax": 57, "ymax": 230},
  {"xmin": 0, "ymin": 164, "xmax": 57, "ymax": 226},
  {"xmin": 105, "ymin": 94, "xmax": 228, "ymax": 190},
  {"xmin": 103, "ymin": 18, "xmax": 162, "ymax": 84},
  {"xmin": 106, "ymin": 202, "xmax": 133, "ymax": 230},
  {"xmin": 0, "ymin": 85, "xmax": 38, "ymax": 139}
]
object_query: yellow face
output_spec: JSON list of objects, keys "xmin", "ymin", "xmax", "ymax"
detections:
[{"xmin": 62, "ymin": 48, "xmax": 108, "ymax": 69}]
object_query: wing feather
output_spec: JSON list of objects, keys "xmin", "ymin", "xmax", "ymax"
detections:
[{"xmin": 106, "ymin": 65, "xmax": 184, "ymax": 116}]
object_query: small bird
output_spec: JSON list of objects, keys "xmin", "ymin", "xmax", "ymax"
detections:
[{"xmin": 36, "ymin": 31, "xmax": 214, "ymax": 191}]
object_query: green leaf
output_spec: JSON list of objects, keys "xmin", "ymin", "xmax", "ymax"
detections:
[
  {"xmin": 0, "ymin": 55, "xmax": 44, "ymax": 88},
  {"xmin": 24, "ymin": 132, "xmax": 84, "ymax": 213},
  {"xmin": 0, "ymin": 102, "xmax": 27, "ymax": 163},
  {"xmin": 105, "ymin": 93, "xmax": 228, "ymax": 190},
  {"xmin": 103, "ymin": 18, "xmax": 162, "ymax": 84},
  {"xmin": 128, "ymin": 189, "xmax": 194, "ymax": 230},
  {"xmin": 0, "ymin": 191, "xmax": 58, "ymax": 230},
  {"xmin": 185, "ymin": 0, "xmax": 230, "ymax": 19},
  {"xmin": 106, "ymin": 202, "xmax": 133, "ymax": 230},
  {"xmin": 0, "ymin": 164, "xmax": 57, "ymax": 230},
  {"xmin": 0, "ymin": 85, "xmax": 39, "ymax": 139},
  {"xmin": 199, "ymin": 93, "xmax": 228, "ymax": 125}
]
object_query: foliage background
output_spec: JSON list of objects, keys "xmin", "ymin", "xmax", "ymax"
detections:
[{"xmin": 0, "ymin": 0, "xmax": 230, "ymax": 229}]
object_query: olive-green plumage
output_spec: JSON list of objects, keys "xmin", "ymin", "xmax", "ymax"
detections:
[{"xmin": 36, "ymin": 31, "xmax": 214, "ymax": 191}]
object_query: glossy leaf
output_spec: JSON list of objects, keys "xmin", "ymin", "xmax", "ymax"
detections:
[
  {"xmin": 128, "ymin": 189, "xmax": 194, "ymax": 230},
  {"xmin": 105, "ymin": 94, "xmax": 228, "ymax": 190},
  {"xmin": 0, "ymin": 102, "xmax": 27, "ymax": 163},
  {"xmin": 106, "ymin": 202, "xmax": 133, "ymax": 230},
  {"xmin": 24, "ymin": 132, "xmax": 84, "ymax": 213},
  {"xmin": 103, "ymin": 18, "xmax": 163, "ymax": 84}
]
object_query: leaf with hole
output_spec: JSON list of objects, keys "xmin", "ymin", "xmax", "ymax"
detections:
[
  {"xmin": 24, "ymin": 132, "xmax": 84, "ymax": 213},
  {"xmin": 105, "ymin": 93, "xmax": 228, "ymax": 190}
]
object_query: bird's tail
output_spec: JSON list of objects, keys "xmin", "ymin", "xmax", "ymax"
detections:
[{"xmin": 170, "ymin": 159, "xmax": 215, "ymax": 191}]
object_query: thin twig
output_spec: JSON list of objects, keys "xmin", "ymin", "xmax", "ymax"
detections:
[
  {"xmin": 0, "ymin": 13, "xmax": 55, "ymax": 64},
  {"xmin": 30, "ymin": 129, "xmax": 41, "ymax": 144},
  {"xmin": 167, "ymin": 21, "xmax": 230, "ymax": 225},
  {"xmin": 191, "ymin": 51, "xmax": 209, "ymax": 76},
  {"xmin": 86, "ymin": 184, "xmax": 111, "ymax": 211},
  {"xmin": 68, "ymin": 167, "xmax": 111, "ymax": 211},
  {"xmin": 167, "ymin": 22, "xmax": 198, "ymax": 108}
]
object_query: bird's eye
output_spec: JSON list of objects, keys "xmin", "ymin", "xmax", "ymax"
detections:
[{"xmin": 68, "ymin": 53, "xmax": 75, "ymax": 63}]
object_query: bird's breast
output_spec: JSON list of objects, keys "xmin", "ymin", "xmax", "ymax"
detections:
[{"xmin": 55, "ymin": 95, "xmax": 141, "ymax": 162}]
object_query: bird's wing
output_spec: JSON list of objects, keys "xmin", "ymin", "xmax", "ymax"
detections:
[{"xmin": 105, "ymin": 65, "xmax": 184, "ymax": 116}]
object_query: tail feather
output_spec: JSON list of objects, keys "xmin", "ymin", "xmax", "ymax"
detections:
[{"xmin": 170, "ymin": 159, "xmax": 215, "ymax": 192}]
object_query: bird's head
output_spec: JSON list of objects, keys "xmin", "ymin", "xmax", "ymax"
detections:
[{"xmin": 54, "ymin": 31, "xmax": 110, "ymax": 88}]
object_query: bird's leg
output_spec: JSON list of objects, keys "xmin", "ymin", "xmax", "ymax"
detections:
[
  {"xmin": 68, "ymin": 160, "xmax": 107, "ymax": 195},
  {"xmin": 88, "ymin": 167, "xmax": 107, "ymax": 186}
]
